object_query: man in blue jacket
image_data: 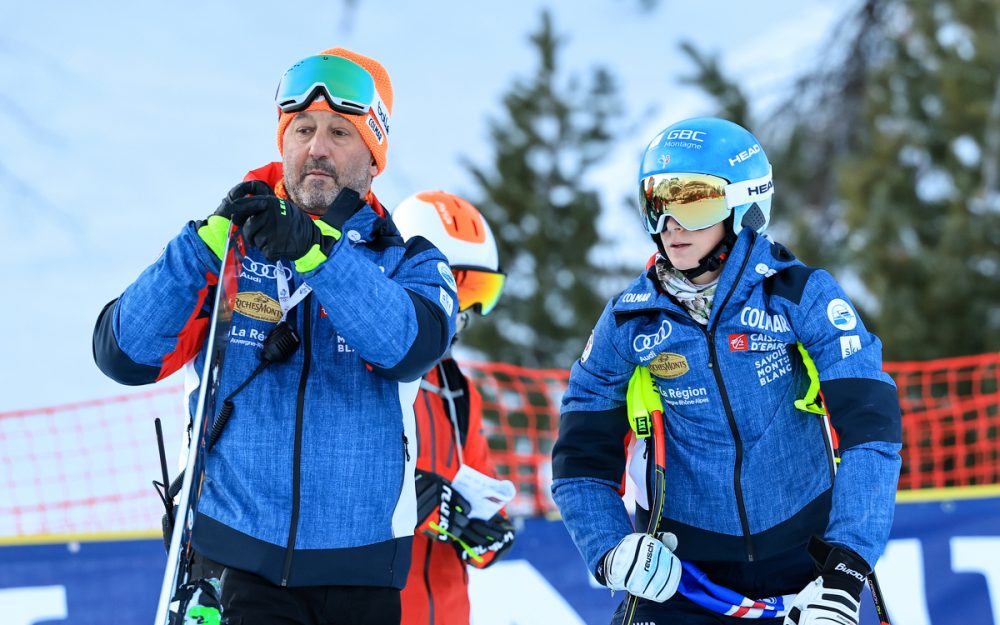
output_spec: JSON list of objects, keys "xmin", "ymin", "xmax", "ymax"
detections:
[
  {"xmin": 93, "ymin": 47, "xmax": 456, "ymax": 625},
  {"xmin": 551, "ymin": 117, "xmax": 901, "ymax": 624}
]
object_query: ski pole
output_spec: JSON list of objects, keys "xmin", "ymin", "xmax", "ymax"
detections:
[
  {"xmin": 817, "ymin": 402, "xmax": 892, "ymax": 625},
  {"xmin": 153, "ymin": 418, "xmax": 174, "ymax": 542},
  {"xmin": 797, "ymin": 342, "xmax": 892, "ymax": 624},
  {"xmin": 621, "ymin": 367, "xmax": 667, "ymax": 625},
  {"xmin": 153, "ymin": 227, "xmax": 237, "ymax": 625}
]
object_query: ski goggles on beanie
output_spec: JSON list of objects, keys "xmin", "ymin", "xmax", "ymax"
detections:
[
  {"xmin": 453, "ymin": 268, "xmax": 506, "ymax": 316},
  {"xmin": 639, "ymin": 168, "xmax": 773, "ymax": 233},
  {"xmin": 275, "ymin": 55, "xmax": 390, "ymax": 137}
]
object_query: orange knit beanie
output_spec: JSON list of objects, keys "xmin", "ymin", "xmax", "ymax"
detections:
[{"xmin": 275, "ymin": 47, "xmax": 393, "ymax": 176}]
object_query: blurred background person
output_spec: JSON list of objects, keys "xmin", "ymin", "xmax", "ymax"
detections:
[{"xmin": 391, "ymin": 191, "xmax": 518, "ymax": 625}]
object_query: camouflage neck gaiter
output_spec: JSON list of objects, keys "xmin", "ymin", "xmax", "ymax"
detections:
[{"xmin": 655, "ymin": 258, "xmax": 718, "ymax": 326}]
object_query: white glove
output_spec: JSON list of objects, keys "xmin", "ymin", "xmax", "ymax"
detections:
[
  {"xmin": 785, "ymin": 538, "xmax": 868, "ymax": 625},
  {"xmin": 599, "ymin": 532, "xmax": 681, "ymax": 602},
  {"xmin": 783, "ymin": 576, "xmax": 861, "ymax": 625}
]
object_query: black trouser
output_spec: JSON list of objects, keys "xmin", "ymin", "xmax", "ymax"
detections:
[
  {"xmin": 190, "ymin": 552, "xmax": 225, "ymax": 581},
  {"xmin": 220, "ymin": 567, "xmax": 401, "ymax": 625}
]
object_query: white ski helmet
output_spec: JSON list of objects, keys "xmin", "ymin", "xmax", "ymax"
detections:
[{"xmin": 391, "ymin": 191, "xmax": 505, "ymax": 315}]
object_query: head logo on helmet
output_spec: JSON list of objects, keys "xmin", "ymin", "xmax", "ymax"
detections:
[{"xmin": 639, "ymin": 117, "xmax": 773, "ymax": 236}]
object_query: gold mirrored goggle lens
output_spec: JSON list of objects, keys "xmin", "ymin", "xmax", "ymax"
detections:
[{"xmin": 639, "ymin": 172, "xmax": 732, "ymax": 233}]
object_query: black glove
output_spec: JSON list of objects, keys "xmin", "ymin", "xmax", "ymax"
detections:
[
  {"xmin": 784, "ymin": 536, "xmax": 869, "ymax": 625},
  {"xmin": 230, "ymin": 189, "xmax": 362, "ymax": 272},
  {"xmin": 196, "ymin": 181, "xmax": 275, "ymax": 260},
  {"xmin": 414, "ymin": 469, "xmax": 472, "ymax": 542},
  {"xmin": 454, "ymin": 512, "xmax": 516, "ymax": 569},
  {"xmin": 219, "ymin": 181, "xmax": 276, "ymax": 221}
]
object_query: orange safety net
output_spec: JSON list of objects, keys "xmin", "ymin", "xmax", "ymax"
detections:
[
  {"xmin": 0, "ymin": 385, "xmax": 186, "ymax": 538},
  {"xmin": 461, "ymin": 362, "xmax": 568, "ymax": 517},
  {"xmin": 886, "ymin": 352, "xmax": 1000, "ymax": 490},
  {"xmin": 1, "ymin": 353, "xmax": 998, "ymax": 537}
]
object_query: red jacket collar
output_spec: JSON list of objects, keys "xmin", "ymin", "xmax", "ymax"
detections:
[{"xmin": 243, "ymin": 162, "xmax": 386, "ymax": 218}]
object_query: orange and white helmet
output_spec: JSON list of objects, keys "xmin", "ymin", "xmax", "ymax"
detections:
[{"xmin": 391, "ymin": 190, "xmax": 505, "ymax": 315}]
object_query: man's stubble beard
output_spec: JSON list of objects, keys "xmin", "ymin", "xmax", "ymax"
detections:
[{"xmin": 285, "ymin": 159, "xmax": 372, "ymax": 216}]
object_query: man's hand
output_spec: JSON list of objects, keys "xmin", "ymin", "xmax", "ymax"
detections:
[
  {"xmin": 197, "ymin": 181, "xmax": 274, "ymax": 260},
  {"xmin": 597, "ymin": 532, "xmax": 681, "ymax": 603},
  {"xmin": 784, "ymin": 538, "xmax": 869, "ymax": 625},
  {"xmin": 453, "ymin": 512, "xmax": 516, "ymax": 569},
  {"xmin": 229, "ymin": 190, "xmax": 358, "ymax": 273},
  {"xmin": 414, "ymin": 470, "xmax": 472, "ymax": 542}
]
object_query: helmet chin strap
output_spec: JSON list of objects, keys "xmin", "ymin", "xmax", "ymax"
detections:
[{"xmin": 653, "ymin": 215, "xmax": 737, "ymax": 280}]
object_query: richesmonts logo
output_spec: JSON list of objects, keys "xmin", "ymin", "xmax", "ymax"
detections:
[
  {"xmin": 234, "ymin": 292, "xmax": 282, "ymax": 323},
  {"xmin": 648, "ymin": 352, "xmax": 689, "ymax": 379}
]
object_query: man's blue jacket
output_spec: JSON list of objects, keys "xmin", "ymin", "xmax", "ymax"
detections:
[
  {"xmin": 94, "ymin": 194, "xmax": 457, "ymax": 588},
  {"xmin": 552, "ymin": 230, "xmax": 901, "ymax": 576}
]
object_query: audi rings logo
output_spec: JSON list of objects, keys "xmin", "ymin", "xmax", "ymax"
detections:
[
  {"xmin": 242, "ymin": 258, "xmax": 292, "ymax": 280},
  {"xmin": 633, "ymin": 320, "xmax": 672, "ymax": 352}
]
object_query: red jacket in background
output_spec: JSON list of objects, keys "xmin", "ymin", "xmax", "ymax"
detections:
[{"xmin": 401, "ymin": 357, "xmax": 498, "ymax": 625}]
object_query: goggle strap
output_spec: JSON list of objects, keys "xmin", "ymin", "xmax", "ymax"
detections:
[
  {"xmin": 370, "ymin": 90, "xmax": 390, "ymax": 137},
  {"xmin": 362, "ymin": 89, "xmax": 391, "ymax": 145},
  {"xmin": 724, "ymin": 166, "xmax": 773, "ymax": 207},
  {"xmin": 290, "ymin": 83, "xmax": 370, "ymax": 115}
]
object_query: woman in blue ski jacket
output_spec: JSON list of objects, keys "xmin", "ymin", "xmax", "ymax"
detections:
[{"xmin": 551, "ymin": 117, "xmax": 901, "ymax": 625}]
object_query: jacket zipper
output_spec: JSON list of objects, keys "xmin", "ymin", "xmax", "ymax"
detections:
[
  {"xmin": 281, "ymin": 302, "xmax": 311, "ymax": 585},
  {"xmin": 423, "ymin": 538, "xmax": 435, "ymax": 625},
  {"xmin": 441, "ymin": 365, "xmax": 456, "ymax": 467},
  {"xmin": 401, "ymin": 432, "xmax": 411, "ymax": 535},
  {"xmin": 423, "ymin": 389, "xmax": 437, "ymax": 469},
  {"xmin": 703, "ymin": 240, "xmax": 755, "ymax": 562}
]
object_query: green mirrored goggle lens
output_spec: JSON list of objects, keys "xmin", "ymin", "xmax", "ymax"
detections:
[{"xmin": 274, "ymin": 55, "xmax": 376, "ymax": 116}]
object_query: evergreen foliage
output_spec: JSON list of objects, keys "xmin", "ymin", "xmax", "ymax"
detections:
[
  {"xmin": 462, "ymin": 10, "xmax": 630, "ymax": 368},
  {"xmin": 682, "ymin": 0, "xmax": 1000, "ymax": 359}
]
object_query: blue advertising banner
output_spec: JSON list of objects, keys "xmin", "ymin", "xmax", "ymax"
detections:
[{"xmin": 2, "ymin": 489, "xmax": 999, "ymax": 625}]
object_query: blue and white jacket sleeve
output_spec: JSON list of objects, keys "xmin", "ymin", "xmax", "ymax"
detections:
[
  {"xmin": 551, "ymin": 301, "xmax": 637, "ymax": 576},
  {"xmin": 791, "ymin": 270, "xmax": 902, "ymax": 568},
  {"xmin": 93, "ymin": 223, "xmax": 225, "ymax": 385},
  {"xmin": 303, "ymin": 234, "xmax": 457, "ymax": 382}
]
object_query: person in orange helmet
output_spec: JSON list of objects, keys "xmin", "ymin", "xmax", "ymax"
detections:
[{"xmin": 390, "ymin": 191, "xmax": 518, "ymax": 625}]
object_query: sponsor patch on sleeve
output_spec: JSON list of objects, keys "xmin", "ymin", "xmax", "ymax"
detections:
[
  {"xmin": 438, "ymin": 261, "xmax": 458, "ymax": 292},
  {"xmin": 581, "ymin": 331, "xmax": 595, "ymax": 363},
  {"xmin": 826, "ymin": 298, "xmax": 857, "ymax": 331},
  {"xmin": 439, "ymin": 286, "xmax": 455, "ymax": 316},
  {"xmin": 840, "ymin": 335, "xmax": 862, "ymax": 358}
]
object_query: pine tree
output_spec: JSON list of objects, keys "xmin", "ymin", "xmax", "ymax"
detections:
[
  {"xmin": 680, "ymin": 0, "xmax": 1000, "ymax": 359},
  {"xmin": 837, "ymin": 0, "xmax": 1000, "ymax": 359},
  {"xmin": 462, "ymin": 10, "xmax": 629, "ymax": 368}
]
